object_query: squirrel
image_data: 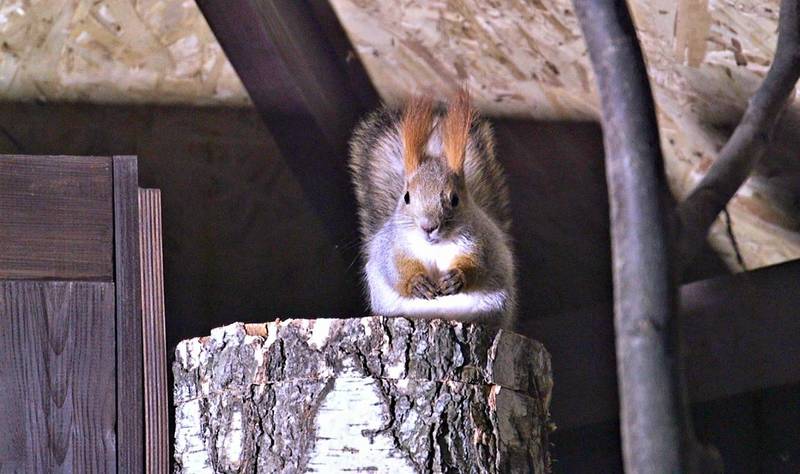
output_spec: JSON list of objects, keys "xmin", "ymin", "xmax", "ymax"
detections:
[{"xmin": 348, "ymin": 90, "xmax": 516, "ymax": 328}]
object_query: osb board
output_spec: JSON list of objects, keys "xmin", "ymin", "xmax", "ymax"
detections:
[
  {"xmin": 329, "ymin": 0, "xmax": 800, "ymax": 271},
  {"xmin": 0, "ymin": 0, "xmax": 249, "ymax": 105}
]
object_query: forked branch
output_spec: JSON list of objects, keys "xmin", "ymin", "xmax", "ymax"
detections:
[
  {"xmin": 675, "ymin": 0, "xmax": 800, "ymax": 274},
  {"xmin": 573, "ymin": 0, "xmax": 798, "ymax": 471}
]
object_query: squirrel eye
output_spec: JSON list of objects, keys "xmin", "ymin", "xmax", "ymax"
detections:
[
  {"xmin": 404, "ymin": 191, "xmax": 410, "ymax": 204},
  {"xmin": 451, "ymin": 193, "xmax": 459, "ymax": 207}
]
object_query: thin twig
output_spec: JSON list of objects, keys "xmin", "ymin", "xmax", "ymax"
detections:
[
  {"xmin": 722, "ymin": 208, "xmax": 747, "ymax": 271},
  {"xmin": 676, "ymin": 0, "xmax": 800, "ymax": 275},
  {"xmin": 0, "ymin": 124, "xmax": 23, "ymax": 153}
]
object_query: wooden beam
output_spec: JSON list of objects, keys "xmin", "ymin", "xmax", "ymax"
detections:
[
  {"xmin": 522, "ymin": 259, "xmax": 800, "ymax": 431},
  {"xmin": 681, "ymin": 259, "xmax": 800, "ymax": 403},
  {"xmin": 305, "ymin": 0, "xmax": 381, "ymax": 111},
  {"xmin": 195, "ymin": 0, "xmax": 379, "ymax": 255}
]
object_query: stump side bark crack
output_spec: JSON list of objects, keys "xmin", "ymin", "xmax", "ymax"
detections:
[{"xmin": 173, "ymin": 316, "xmax": 553, "ymax": 473}]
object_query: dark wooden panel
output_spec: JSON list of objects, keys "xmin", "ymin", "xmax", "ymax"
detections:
[
  {"xmin": 692, "ymin": 392, "xmax": 760, "ymax": 473},
  {"xmin": 0, "ymin": 154, "xmax": 113, "ymax": 280},
  {"xmin": 521, "ymin": 259, "xmax": 800, "ymax": 430},
  {"xmin": 493, "ymin": 121, "xmax": 614, "ymax": 316},
  {"xmin": 755, "ymin": 383, "xmax": 800, "ymax": 472},
  {"xmin": 113, "ymin": 156, "xmax": 144, "ymax": 472},
  {"xmin": 0, "ymin": 280, "xmax": 116, "ymax": 472},
  {"xmin": 138, "ymin": 189, "xmax": 168, "ymax": 474},
  {"xmin": 0, "ymin": 104, "xmax": 729, "ymax": 335},
  {"xmin": 550, "ymin": 420, "xmax": 623, "ymax": 473},
  {"xmin": 494, "ymin": 120, "xmax": 729, "ymax": 318}
]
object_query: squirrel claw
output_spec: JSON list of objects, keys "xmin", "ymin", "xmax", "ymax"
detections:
[
  {"xmin": 410, "ymin": 274, "xmax": 438, "ymax": 300},
  {"xmin": 438, "ymin": 269, "xmax": 465, "ymax": 296}
]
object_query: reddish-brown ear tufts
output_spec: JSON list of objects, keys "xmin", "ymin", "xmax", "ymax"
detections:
[
  {"xmin": 401, "ymin": 96, "xmax": 434, "ymax": 175},
  {"xmin": 442, "ymin": 88, "xmax": 474, "ymax": 174}
]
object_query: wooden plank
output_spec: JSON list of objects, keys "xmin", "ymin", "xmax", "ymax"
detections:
[
  {"xmin": 194, "ymin": 0, "xmax": 378, "ymax": 255},
  {"xmin": 138, "ymin": 189, "xmax": 168, "ymax": 474},
  {"xmin": 0, "ymin": 154, "xmax": 113, "ymax": 280},
  {"xmin": 0, "ymin": 280, "xmax": 116, "ymax": 472},
  {"xmin": 680, "ymin": 259, "xmax": 800, "ymax": 402},
  {"xmin": 521, "ymin": 259, "xmax": 800, "ymax": 430},
  {"xmin": 113, "ymin": 156, "xmax": 144, "ymax": 473}
]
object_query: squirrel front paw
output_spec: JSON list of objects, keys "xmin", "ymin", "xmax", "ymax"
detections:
[
  {"xmin": 438, "ymin": 268, "xmax": 466, "ymax": 296},
  {"xmin": 409, "ymin": 274, "xmax": 439, "ymax": 300}
]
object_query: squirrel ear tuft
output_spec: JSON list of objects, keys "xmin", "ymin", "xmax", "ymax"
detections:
[
  {"xmin": 443, "ymin": 87, "xmax": 474, "ymax": 173},
  {"xmin": 401, "ymin": 96, "xmax": 434, "ymax": 175}
]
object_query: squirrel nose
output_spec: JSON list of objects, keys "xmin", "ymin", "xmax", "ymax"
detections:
[{"xmin": 421, "ymin": 223, "xmax": 439, "ymax": 235}]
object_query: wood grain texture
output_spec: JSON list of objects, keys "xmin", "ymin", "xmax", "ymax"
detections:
[
  {"xmin": 0, "ymin": 154, "xmax": 113, "ymax": 280},
  {"xmin": 305, "ymin": 0, "xmax": 381, "ymax": 111},
  {"xmin": 113, "ymin": 156, "xmax": 144, "ymax": 473},
  {"xmin": 0, "ymin": 280, "xmax": 116, "ymax": 472},
  {"xmin": 138, "ymin": 189, "xmax": 168, "ymax": 474}
]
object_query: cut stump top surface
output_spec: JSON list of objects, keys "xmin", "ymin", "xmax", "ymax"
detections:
[{"xmin": 174, "ymin": 316, "xmax": 552, "ymax": 404}]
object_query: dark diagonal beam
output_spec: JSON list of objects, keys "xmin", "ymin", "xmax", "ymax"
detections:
[{"xmin": 196, "ymin": 0, "xmax": 379, "ymax": 259}]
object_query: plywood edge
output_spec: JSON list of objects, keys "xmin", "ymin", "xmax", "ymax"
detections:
[{"xmin": 138, "ymin": 188, "xmax": 168, "ymax": 474}]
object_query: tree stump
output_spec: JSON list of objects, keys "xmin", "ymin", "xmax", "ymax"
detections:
[{"xmin": 173, "ymin": 317, "xmax": 553, "ymax": 473}]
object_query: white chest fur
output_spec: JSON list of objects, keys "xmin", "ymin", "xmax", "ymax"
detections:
[{"xmin": 404, "ymin": 232, "xmax": 464, "ymax": 275}]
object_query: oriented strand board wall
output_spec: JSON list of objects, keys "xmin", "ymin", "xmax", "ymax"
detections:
[
  {"xmin": 0, "ymin": 0, "xmax": 797, "ymax": 270},
  {"xmin": 329, "ymin": 0, "xmax": 800, "ymax": 271},
  {"xmin": 0, "ymin": 0, "xmax": 249, "ymax": 105}
]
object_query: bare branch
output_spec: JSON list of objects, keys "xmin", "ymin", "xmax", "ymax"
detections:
[
  {"xmin": 571, "ymin": 0, "xmax": 687, "ymax": 471},
  {"xmin": 571, "ymin": 0, "xmax": 798, "ymax": 470},
  {"xmin": 676, "ymin": 0, "xmax": 800, "ymax": 274}
]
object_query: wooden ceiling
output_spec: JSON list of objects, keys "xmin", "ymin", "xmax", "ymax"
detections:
[{"xmin": 327, "ymin": 0, "xmax": 800, "ymax": 272}]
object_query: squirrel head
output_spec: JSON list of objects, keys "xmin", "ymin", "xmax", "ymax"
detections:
[{"xmin": 398, "ymin": 90, "xmax": 473, "ymax": 243}]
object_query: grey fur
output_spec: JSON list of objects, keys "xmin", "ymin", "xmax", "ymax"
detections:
[{"xmin": 348, "ymin": 103, "xmax": 516, "ymax": 327}]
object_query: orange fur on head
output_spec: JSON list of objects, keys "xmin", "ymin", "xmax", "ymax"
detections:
[
  {"xmin": 401, "ymin": 96, "xmax": 434, "ymax": 175},
  {"xmin": 442, "ymin": 88, "xmax": 474, "ymax": 173}
]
